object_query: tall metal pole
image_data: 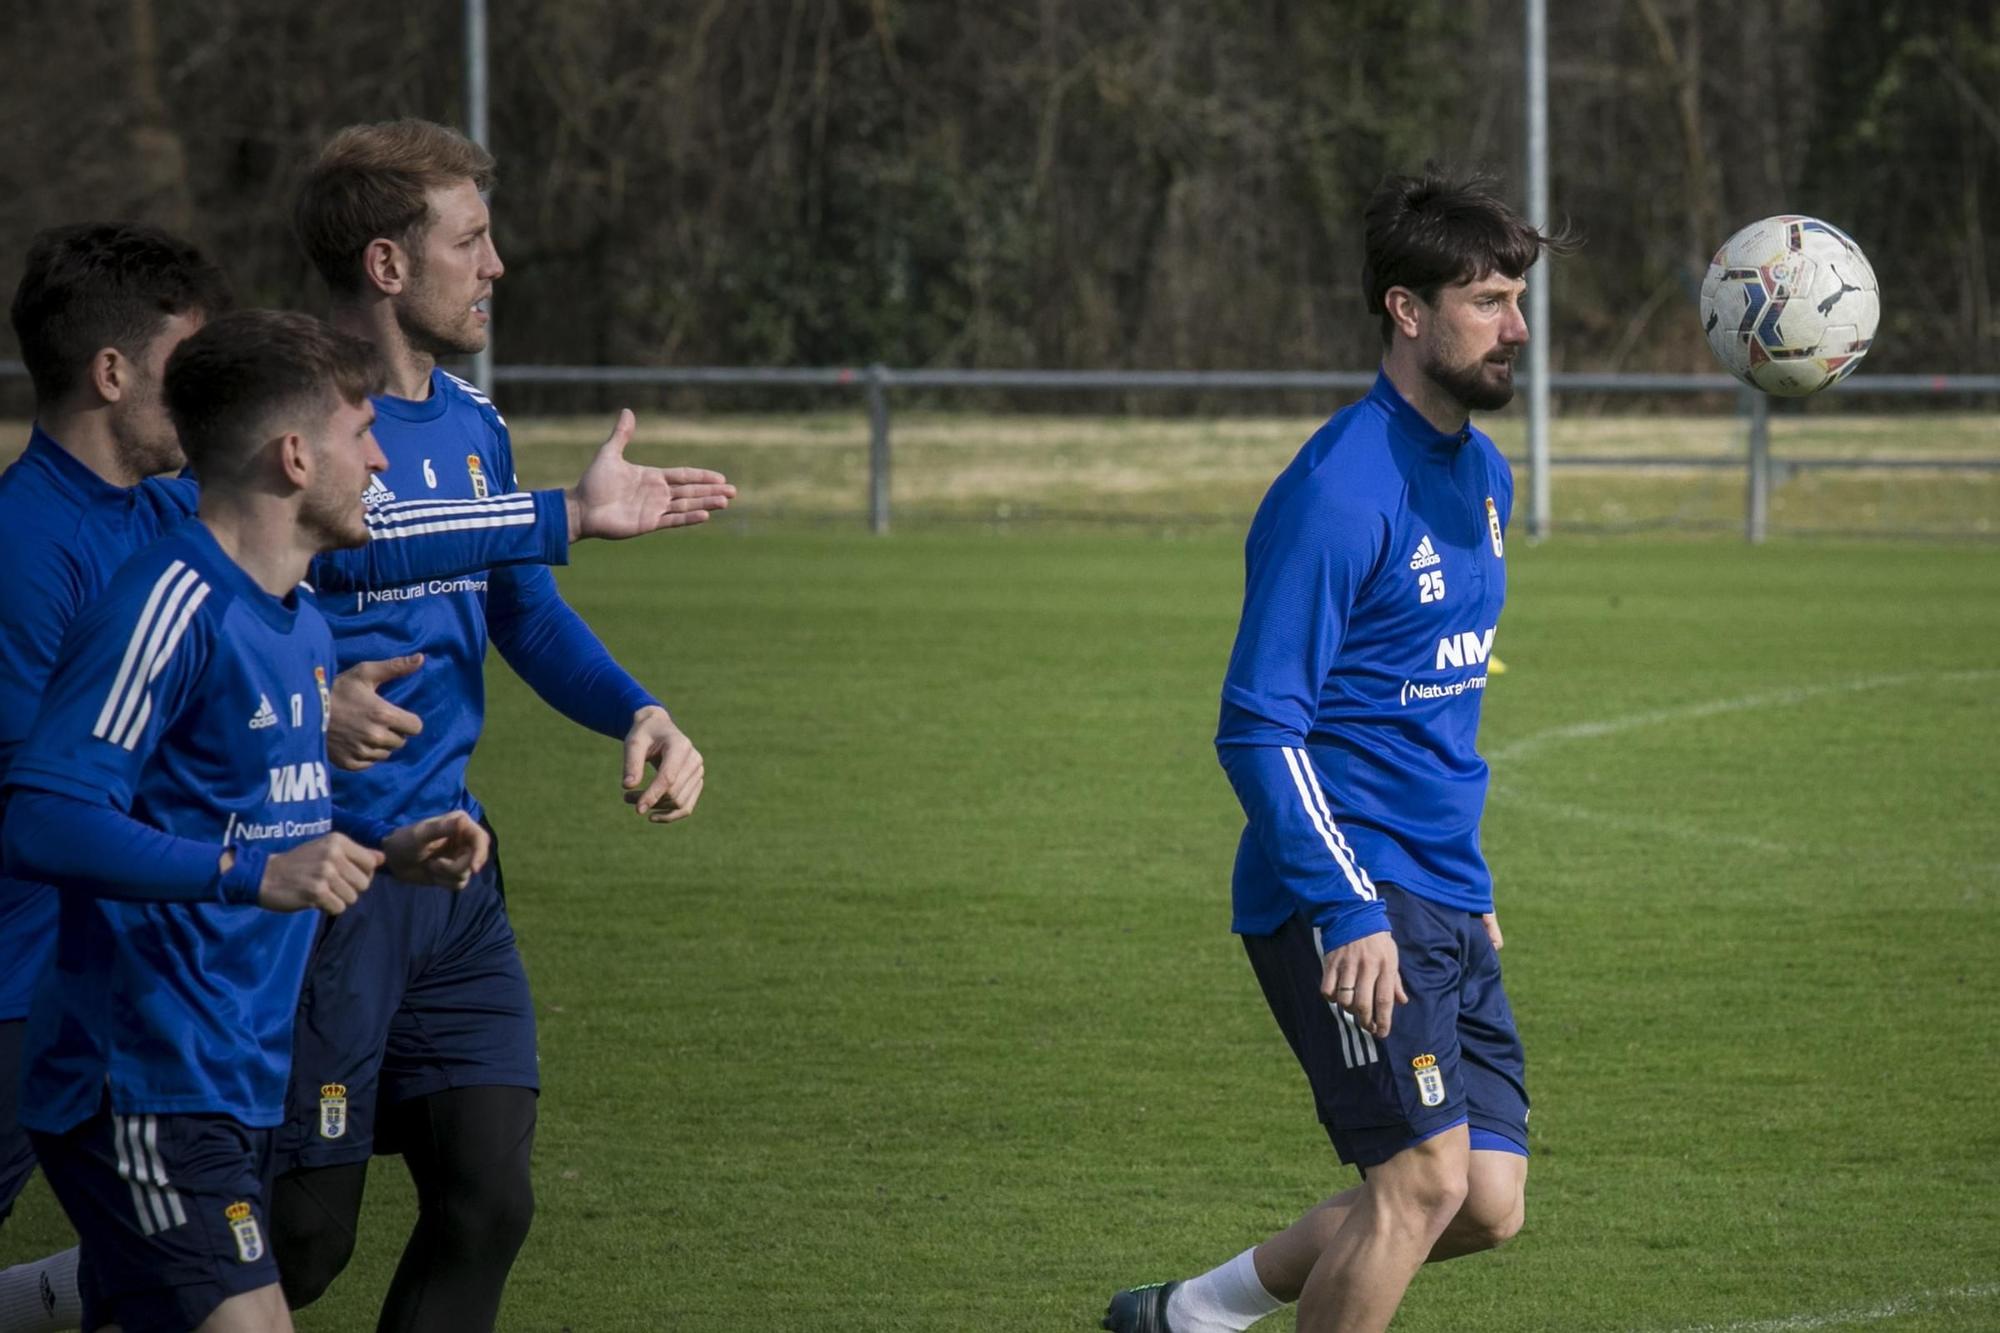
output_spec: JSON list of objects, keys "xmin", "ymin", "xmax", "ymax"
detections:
[
  {"xmin": 466, "ymin": 0, "xmax": 493, "ymax": 393},
  {"xmin": 1525, "ymin": 0, "xmax": 1551, "ymax": 539}
]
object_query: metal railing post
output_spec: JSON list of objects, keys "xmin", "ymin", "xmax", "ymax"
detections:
[
  {"xmin": 1744, "ymin": 389, "xmax": 1771, "ymax": 544},
  {"xmin": 866, "ymin": 363, "xmax": 891, "ymax": 535}
]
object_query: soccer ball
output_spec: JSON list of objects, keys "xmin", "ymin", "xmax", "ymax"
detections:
[{"xmin": 1698, "ymin": 215, "xmax": 1879, "ymax": 397}]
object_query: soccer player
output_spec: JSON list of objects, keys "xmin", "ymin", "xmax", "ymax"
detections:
[
  {"xmin": 1, "ymin": 308, "xmax": 493, "ymax": 1333},
  {"xmin": 0, "ymin": 222, "xmax": 732, "ymax": 1332},
  {"xmin": 1102, "ymin": 171, "xmax": 1568, "ymax": 1333},
  {"xmin": 269, "ymin": 119, "xmax": 711, "ymax": 1329}
]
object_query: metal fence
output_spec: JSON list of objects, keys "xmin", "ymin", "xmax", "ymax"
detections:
[
  {"xmin": 6, "ymin": 359, "xmax": 1997, "ymax": 539},
  {"xmin": 490, "ymin": 363, "xmax": 2000, "ymax": 540}
]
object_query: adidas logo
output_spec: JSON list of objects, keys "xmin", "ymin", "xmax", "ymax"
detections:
[
  {"xmin": 364, "ymin": 476, "xmax": 397, "ymax": 507},
  {"xmin": 1409, "ymin": 535, "xmax": 1442, "ymax": 570},
  {"xmin": 249, "ymin": 695, "xmax": 278, "ymax": 730}
]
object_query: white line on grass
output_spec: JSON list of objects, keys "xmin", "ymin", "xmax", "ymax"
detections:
[
  {"xmin": 1651, "ymin": 1280, "xmax": 2000, "ymax": 1332},
  {"xmin": 1485, "ymin": 783, "xmax": 1795, "ymax": 854},
  {"xmin": 1485, "ymin": 670, "xmax": 2000, "ymax": 862},
  {"xmin": 1487, "ymin": 669, "xmax": 2000, "ymax": 765}
]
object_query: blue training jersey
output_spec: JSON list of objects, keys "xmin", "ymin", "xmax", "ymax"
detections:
[
  {"xmin": 314, "ymin": 370, "xmax": 659, "ymax": 825},
  {"xmin": 8, "ymin": 522, "xmax": 339, "ymax": 1129},
  {"xmin": 1217, "ymin": 370, "xmax": 1512, "ymax": 947},
  {"xmin": 0, "ymin": 426, "xmax": 571, "ymax": 1019}
]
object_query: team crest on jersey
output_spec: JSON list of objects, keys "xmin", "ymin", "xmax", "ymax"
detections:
[
  {"xmin": 224, "ymin": 1202, "xmax": 264, "ymax": 1263},
  {"xmin": 1485, "ymin": 497, "xmax": 1504, "ymax": 558},
  {"xmin": 466, "ymin": 454, "xmax": 490, "ymax": 500},
  {"xmin": 319, "ymin": 1083, "xmax": 349, "ymax": 1139},
  {"xmin": 1412, "ymin": 1053, "xmax": 1446, "ymax": 1108},
  {"xmin": 313, "ymin": 667, "xmax": 331, "ymax": 733}
]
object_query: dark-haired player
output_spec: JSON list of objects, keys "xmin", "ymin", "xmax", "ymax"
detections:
[
  {"xmin": 1104, "ymin": 171, "xmax": 1571, "ymax": 1333},
  {"xmin": 3, "ymin": 309, "xmax": 492, "ymax": 1333}
]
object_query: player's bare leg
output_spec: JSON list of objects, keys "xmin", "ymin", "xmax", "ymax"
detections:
[
  {"xmin": 195, "ymin": 1282, "xmax": 293, "ymax": 1332},
  {"xmin": 1292, "ymin": 1125, "xmax": 1468, "ymax": 1333},
  {"xmin": 1251, "ymin": 1145, "xmax": 1525, "ymax": 1300}
]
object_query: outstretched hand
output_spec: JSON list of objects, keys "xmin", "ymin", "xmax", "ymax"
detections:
[
  {"xmin": 566, "ymin": 410, "xmax": 735, "ymax": 540},
  {"xmin": 621, "ymin": 705, "xmax": 705, "ymax": 824},
  {"xmin": 383, "ymin": 811, "xmax": 490, "ymax": 890}
]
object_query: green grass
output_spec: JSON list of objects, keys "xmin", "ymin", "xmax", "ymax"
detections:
[{"xmin": 5, "ymin": 513, "xmax": 1998, "ymax": 1326}]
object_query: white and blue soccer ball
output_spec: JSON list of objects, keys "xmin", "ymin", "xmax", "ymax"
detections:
[{"xmin": 1698, "ymin": 214, "xmax": 1880, "ymax": 397}]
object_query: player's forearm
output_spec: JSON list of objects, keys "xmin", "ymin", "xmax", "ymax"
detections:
[
  {"xmin": 0, "ymin": 789, "xmax": 264, "ymax": 905},
  {"xmin": 489, "ymin": 573, "xmax": 661, "ymax": 739},
  {"xmin": 1215, "ymin": 741, "xmax": 1391, "ymax": 948},
  {"xmin": 308, "ymin": 490, "xmax": 571, "ymax": 591}
]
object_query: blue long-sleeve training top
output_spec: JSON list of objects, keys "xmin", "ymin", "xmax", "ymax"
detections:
[
  {"xmin": 314, "ymin": 370, "xmax": 661, "ymax": 825},
  {"xmin": 4, "ymin": 521, "xmax": 344, "ymax": 1129},
  {"xmin": 0, "ymin": 426, "xmax": 571, "ymax": 1019},
  {"xmin": 1217, "ymin": 370, "xmax": 1512, "ymax": 948}
]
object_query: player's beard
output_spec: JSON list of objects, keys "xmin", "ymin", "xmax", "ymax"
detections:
[
  {"xmin": 1426, "ymin": 345, "xmax": 1517, "ymax": 413},
  {"xmin": 301, "ymin": 455, "xmax": 372, "ymax": 551},
  {"xmin": 395, "ymin": 253, "xmax": 488, "ymax": 359},
  {"xmin": 109, "ymin": 373, "xmax": 187, "ymax": 480}
]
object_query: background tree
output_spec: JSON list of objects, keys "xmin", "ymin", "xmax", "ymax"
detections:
[{"xmin": 1, "ymin": 0, "xmax": 1992, "ymax": 391}]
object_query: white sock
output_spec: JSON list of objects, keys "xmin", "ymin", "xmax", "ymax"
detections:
[
  {"xmin": 0, "ymin": 1247, "xmax": 83, "ymax": 1333},
  {"xmin": 1165, "ymin": 1247, "xmax": 1286, "ymax": 1333}
]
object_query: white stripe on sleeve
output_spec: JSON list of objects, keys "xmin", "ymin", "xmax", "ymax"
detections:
[
  {"xmin": 92, "ymin": 562, "xmax": 188, "ymax": 740},
  {"xmin": 1291, "ymin": 747, "xmax": 1379, "ymax": 898},
  {"xmin": 109, "ymin": 582, "xmax": 211, "ymax": 750},
  {"xmin": 368, "ymin": 494, "xmax": 534, "ymax": 525},
  {"xmin": 1280, "ymin": 747, "xmax": 1376, "ymax": 903}
]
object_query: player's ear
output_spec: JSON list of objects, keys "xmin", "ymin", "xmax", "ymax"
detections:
[
  {"xmin": 276, "ymin": 431, "xmax": 313, "ymax": 490},
  {"xmin": 85, "ymin": 347, "xmax": 128, "ymax": 405},
  {"xmin": 1383, "ymin": 287, "xmax": 1425, "ymax": 342},
  {"xmin": 360, "ymin": 238, "xmax": 407, "ymax": 296}
]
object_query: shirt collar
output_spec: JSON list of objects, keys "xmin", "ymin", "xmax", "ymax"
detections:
[
  {"xmin": 178, "ymin": 518, "xmax": 303, "ymax": 632},
  {"xmin": 373, "ymin": 368, "xmax": 451, "ymax": 424},
  {"xmin": 24, "ymin": 424, "xmax": 132, "ymax": 503},
  {"xmin": 1366, "ymin": 369, "xmax": 1470, "ymax": 452}
]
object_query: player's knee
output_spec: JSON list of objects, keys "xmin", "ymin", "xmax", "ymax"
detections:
[
  {"xmin": 269, "ymin": 1167, "xmax": 365, "ymax": 1310},
  {"xmin": 438, "ymin": 1163, "xmax": 535, "ymax": 1256},
  {"xmin": 1454, "ymin": 1190, "xmax": 1524, "ymax": 1252},
  {"xmin": 273, "ymin": 1207, "xmax": 357, "ymax": 1310},
  {"xmin": 1373, "ymin": 1140, "xmax": 1471, "ymax": 1231}
]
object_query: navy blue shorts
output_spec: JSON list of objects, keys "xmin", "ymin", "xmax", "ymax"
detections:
[
  {"xmin": 0, "ymin": 1019, "xmax": 37, "ymax": 1223},
  {"xmin": 1242, "ymin": 883, "xmax": 1529, "ymax": 1169},
  {"xmin": 28, "ymin": 1104, "xmax": 277, "ymax": 1333},
  {"xmin": 275, "ymin": 827, "xmax": 537, "ymax": 1172}
]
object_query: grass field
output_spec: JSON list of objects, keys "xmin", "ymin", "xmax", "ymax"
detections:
[
  {"xmin": 16, "ymin": 525, "xmax": 1995, "ymax": 1331},
  {"xmin": 2, "ymin": 420, "xmax": 1997, "ymax": 1330}
]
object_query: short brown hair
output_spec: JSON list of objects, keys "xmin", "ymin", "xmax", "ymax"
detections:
[
  {"xmin": 294, "ymin": 119, "xmax": 496, "ymax": 295},
  {"xmin": 1362, "ymin": 169, "xmax": 1577, "ymax": 344},
  {"xmin": 164, "ymin": 310, "xmax": 384, "ymax": 482}
]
